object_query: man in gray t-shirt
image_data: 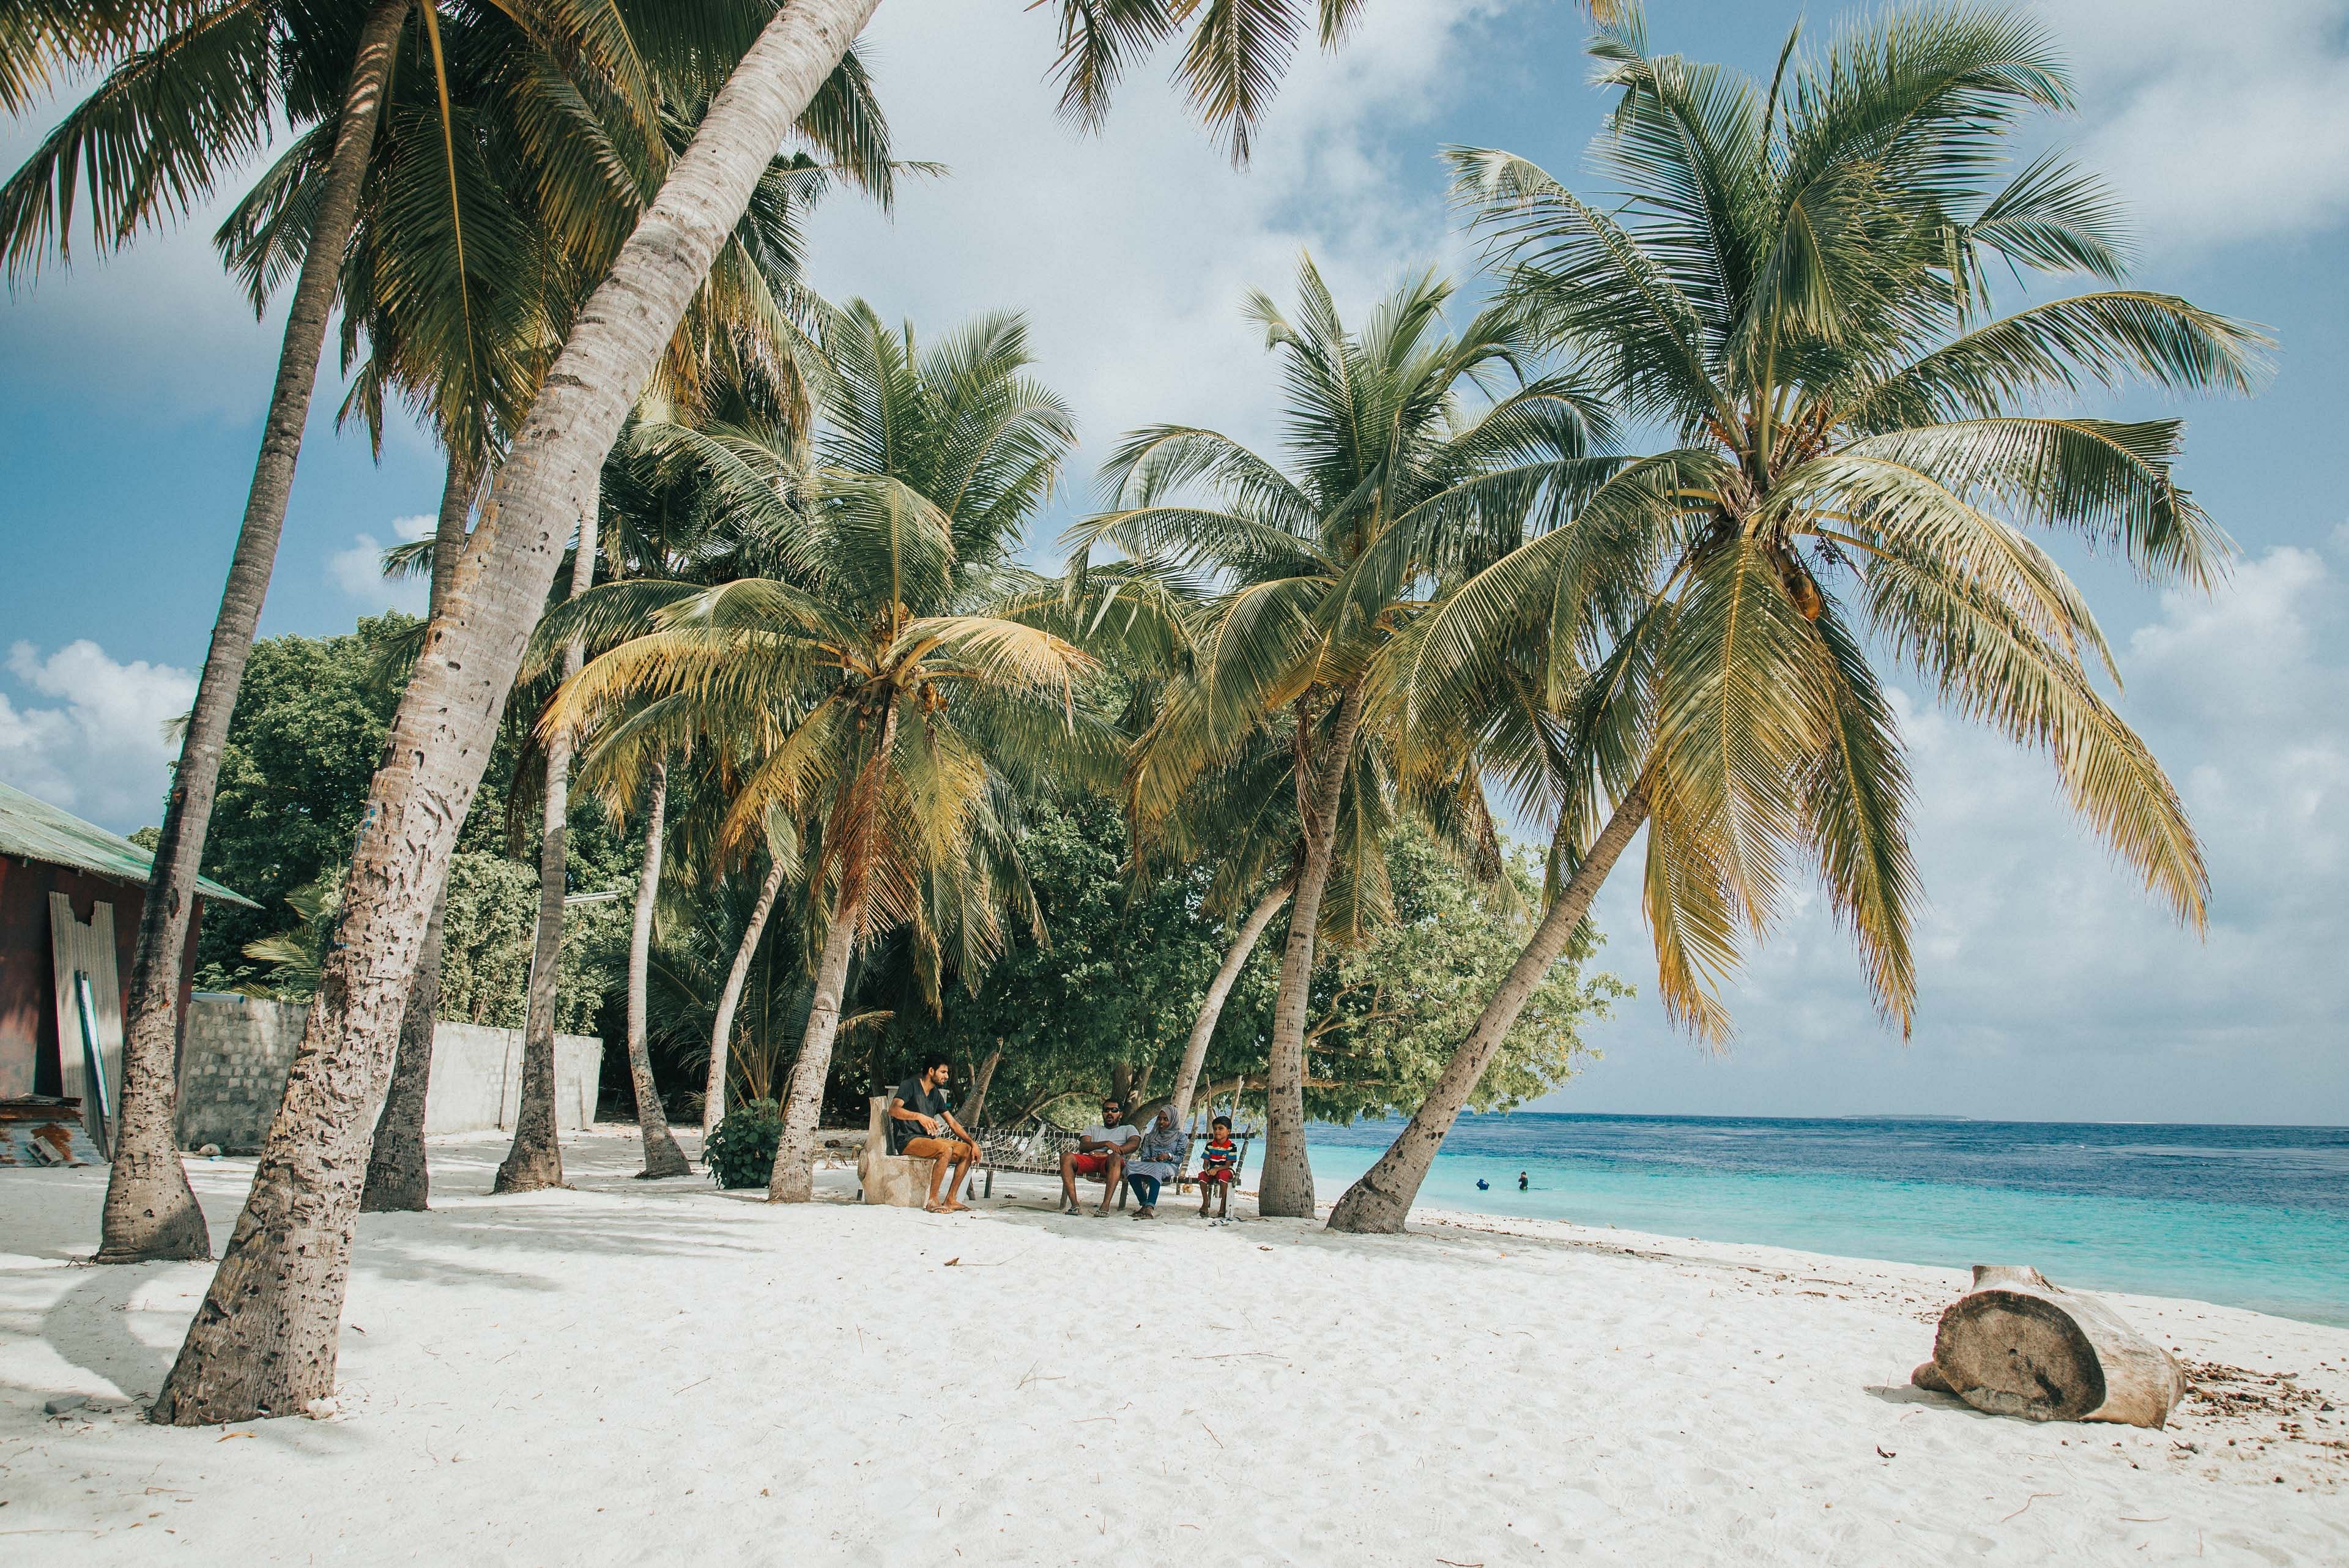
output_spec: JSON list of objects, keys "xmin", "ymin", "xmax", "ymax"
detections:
[{"xmin": 1057, "ymin": 1094, "xmax": 1138, "ymax": 1217}]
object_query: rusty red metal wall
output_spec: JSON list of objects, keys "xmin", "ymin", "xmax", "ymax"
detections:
[{"xmin": 0, "ymin": 857, "xmax": 201, "ymax": 1100}]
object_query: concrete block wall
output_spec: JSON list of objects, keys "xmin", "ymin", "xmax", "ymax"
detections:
[
  {"xmin": 176, "ymin": 994, "xmax": 307, "ymax": 1153},
  {"xmin": 176, "ymin": 993, "xmax": 603, "ymax": 1153}
]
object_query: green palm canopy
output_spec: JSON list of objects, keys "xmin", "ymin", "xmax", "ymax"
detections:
[
  {"xmin": 1072, "ymin": 253, "xmax": 1610, "ymax": 1215},
  {"xmin": 546, "ymin": 302, "xmax": 1113, "ymax": 1200},
  {"xmin": 1325, "ymin": 1, "xmax": 2268, "ymax": 1234}
]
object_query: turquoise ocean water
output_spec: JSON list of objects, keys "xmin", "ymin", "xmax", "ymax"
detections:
[{"xmin": 1302, "ymin": 1114, "xmax": 2349, "ymax": 1328}]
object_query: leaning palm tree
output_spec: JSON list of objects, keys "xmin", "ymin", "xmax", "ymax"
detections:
[
  {"xmin": 1325, "ymin": 3, "xmax": 2268, "ymax": 1234},
  {"xmin": 217, "ymin": 7, "xmax": 898, "ymax": 1201},
  {"xmin": 4, "ymin": 0, "xmax": 668, "ymax": 1265},
  {"xmin": 1071, "ymin": 255, "xmax": 1607, "ymax": 1215},
  {"xmin": 144, "ymin": 0, "xmax": 1481, "ymax": 1427},
  {"xmin": 546, "ymin": 303, "xmax": 1115, "ymax": 1203}
]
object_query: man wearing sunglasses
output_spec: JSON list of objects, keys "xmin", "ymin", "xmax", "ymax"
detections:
[{"xmin": 1057, "ymin": 1094, "xmax": 1138, "ymax": 1217}]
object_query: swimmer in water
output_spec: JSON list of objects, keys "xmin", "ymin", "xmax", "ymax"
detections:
[
  {"xmin": 1517, "ymin": 1170, "xmax": 1529, "ymax": 1191},
  {"xmin": 1475, "ymin": 1178, "xmax": 1489, "ymax": 1191}
]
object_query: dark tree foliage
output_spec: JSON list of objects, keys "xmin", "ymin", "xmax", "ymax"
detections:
[
  {"xmin": 182, "ymin": 614, "xmax": 634, "ymax": 1013},
  {"xmin": 850, "ymin": 796, "xmax": 1622, "ymax": 1133}
]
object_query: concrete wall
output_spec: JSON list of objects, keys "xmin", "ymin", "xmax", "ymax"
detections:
[{"xmin": 176, "ymin": 993, "xmax": 603, "ymax": 1153}]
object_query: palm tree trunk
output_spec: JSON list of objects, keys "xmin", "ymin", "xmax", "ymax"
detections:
[
  {"xmin": 766, "ymin": 878, "xmax": 864, "ymax": 1202},
  {"xmin": 626, "ymin": 760, "xmax": 690, "ymax": 1178},
  {"xmin": 962, "ymin": 1046, "xmax": 1001, "ymax": 1129},
  {"xmin": 1257, "ymin": 683, "xmax": 1367, "ymax": 1218},
  {"xmin": 1326, "ymin": 780, "xmax": 1652, "ymax": 1235},
  {"xmin": 361, "ymin": 447, "xmax": 480, "ymax": 1214},
  {"xmin": 95, "ymin": 0, "xmax": 411, "ymax": 1268},
  {"xmin": 494, "ymin": 510, "xmax": 601, "ymax": 1194},
  {"xmin": 1171, "ymin": 876, "xmax": 1291, "ymax": 1125},
  {"xmin": 704, "ymin": 848, "xmax": 790, "ymax": 1134},
  {"xmin": 149, "ymin": 0, "xmax": 880, "ymax": 1426}
]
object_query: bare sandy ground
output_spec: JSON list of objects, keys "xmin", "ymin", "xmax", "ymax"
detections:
[{"xmin": 2, "ymin": 1126, "xmax": 2343, "ymax": 1566}]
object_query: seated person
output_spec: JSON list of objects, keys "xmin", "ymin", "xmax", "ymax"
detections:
[
  {"xmin": 1058, "ymin": 1096, "xmax": 1138, "ymax": 1217},
  {"xmin": 1195, "ymin": 1115, "xmax": 1240, "ymax": 1219},
  {"xmin": 888, "ymin": 1053, "xmax": 980, "ymax": 1213},
  {"xmin": 1124, "ymin": 1104, "xmax": 1186, "ymax": 1219}
]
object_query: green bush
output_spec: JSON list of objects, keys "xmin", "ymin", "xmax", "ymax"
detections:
[{"xmin": 705, "ymin": 1101, "xmax": 784, "ymax": 1189}]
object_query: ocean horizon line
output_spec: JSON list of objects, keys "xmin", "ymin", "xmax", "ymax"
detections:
[{"xmin": 1407, "ymin": 1108, "xmax": 2349, "ymax": 1134}]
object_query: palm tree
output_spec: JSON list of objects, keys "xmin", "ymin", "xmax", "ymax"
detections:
[
  {"xmin": 546, "ymin": 303, "xmax": 1113, "ymax": 1203},
  {"xmin": 207, "ymin": 6, "xmax": 897, "ymax": 1200},
  {"xmin": 543, "ymin": 398, "xmax": 825, "ymax": 1142},
  {"xmin": 6, "ymin": 0, "xmax": 421, "ymax": 1265},
  {"xmin": 534, "ymin": 387, "xmax": 828, "ymax": 1169},
  {"xmin": 1072, "ymin": 255, "xmax": 1606, "ymax": 1214},
  {"xmin": 143, "ymin": 0, "xmax": 1449, "ymax": 1427},
  {"xmin": 6, "ymin": 0, "xmax": 691, "ymax": 1261},
  {"xmin": 1324, "ymin": 3, "xmax": 2268, "ymax": 1235}
]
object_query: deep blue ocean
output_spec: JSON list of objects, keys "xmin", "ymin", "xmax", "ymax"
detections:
[{"xmin": 1303, "ymin": 1113, "xmax": 2349, "ymax": 1328}]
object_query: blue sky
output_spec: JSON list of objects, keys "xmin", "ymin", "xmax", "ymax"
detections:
[{"xmin": 2, "ymin": 1, "xmax": 2343, "ymax": 1123}]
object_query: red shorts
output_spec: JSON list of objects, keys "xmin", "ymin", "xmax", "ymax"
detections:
[
  {"xmin": 1071, "ymin": 1152, "xmax": 1115, "ymax": 1178},
  {"xmin": 1195, "ymin": 1167, "xmax": 1234, "ymax": 1186}
]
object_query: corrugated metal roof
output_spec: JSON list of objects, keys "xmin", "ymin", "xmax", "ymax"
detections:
[{"xmin": 0, "ymin": 780, "xmax": 257, "ymax": 907}]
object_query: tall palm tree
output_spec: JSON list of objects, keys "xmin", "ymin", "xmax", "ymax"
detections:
[
  {"xmin": 1325, "ymin": 3, "xmax": 2268, "ymax": 1235},
  {"xmin": 199, "ymin": 5, "xmax": 898, "ymax": 1201},
  {"xmin": 546, "ymin": 303, "xmax": 1114, "ymax": 1203},
  {"xmin": 1073, "ymin": 255, "xmax": 1606, "ymax": 1214},
  {"xmin": 544, "ymin": 401, "xmax": 823, "ymax": 1140},
  {"xmin": 144, "ymin": 0, "xmax": 1442, "ymax": 1427},
  {"xmin": 532, "ymin": 386, "xmax": 822, "ymax": 1169},
  {"xmin": 2, "ymin": 0, "xmax": 679, "ymax": 1263},
  {"xmin": 8, "ymin": 0, "xmax": 414, "ymax": 1264}
]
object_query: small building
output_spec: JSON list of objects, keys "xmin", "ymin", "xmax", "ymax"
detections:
[{"xmin": 0, "ymin": 779, "xmax": 254, "ymax": 1122}]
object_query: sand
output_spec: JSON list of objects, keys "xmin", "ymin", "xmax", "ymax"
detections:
[{"xmin": 2, "ymin": 1127, "xmax": 2343, "ymax": 1566}]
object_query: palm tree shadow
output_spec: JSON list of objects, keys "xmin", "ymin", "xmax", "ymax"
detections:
[
  {"xmin": 353, "ymin": 1201, "xmax": 772, "ymax": 1290},
  {"xmin": 37, "ymin": 1265, "xmax": 180, "ymax": 1406}
]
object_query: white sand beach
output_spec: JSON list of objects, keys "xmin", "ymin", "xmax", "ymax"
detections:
[{"xmin": 3, "ymin": 1129, "xmax": 2343, "ymax": 1567}]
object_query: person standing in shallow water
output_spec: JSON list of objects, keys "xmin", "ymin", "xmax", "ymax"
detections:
[
  {"xmin": 1518, "ymin": 1171, "xmax": 1529, "ymax": 1192},
  {"xmin": 889, "ymin": 1053, "xmax": 979, "ymax": 1213}
]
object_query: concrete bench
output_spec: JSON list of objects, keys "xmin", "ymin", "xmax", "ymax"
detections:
[{"xmin": 856, "ymin": 1095, "xmax": 937, "ymax": 1206}]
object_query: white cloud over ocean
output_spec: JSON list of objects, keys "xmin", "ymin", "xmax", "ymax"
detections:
[{"xmin": 1575, "ymin": 539, "xmax": 2349, "ymax": 1125}]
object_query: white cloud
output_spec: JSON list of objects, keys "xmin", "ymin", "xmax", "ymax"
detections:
[
  {"xmin": 2033, "ymin": 1, "xmax": 2349, "ymax": 249},
  {"xmin": 806, "ymin": 0, "xmax": 1517, "ymax": 546},
  {"xmin": 328, "ymin": 527, "xmax": 429, "ymax": 615},
  {"xmin": 1565, "ymin": 545, "xmax": 2349, "ymax": 1124},
  {"xmin": 0, "ymin": 640, "xmax": 197, "ymax": 831}
]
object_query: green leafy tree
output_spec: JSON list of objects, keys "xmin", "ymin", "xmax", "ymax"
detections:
[
  {"xmin": 1299, "ymin": 827, "xmax": 1626, "ymax": 1124},
  {"xmin": 1327, "ymin": 2, "xmax": 2266, "ymax": 1233},
  {"xmin": 188, "ymin": 614, "xmax": 633, "ymax": 1029},
  {"xmin": 897, "ymin": 795, "xmax": 1231, "ymax": 1128}
]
